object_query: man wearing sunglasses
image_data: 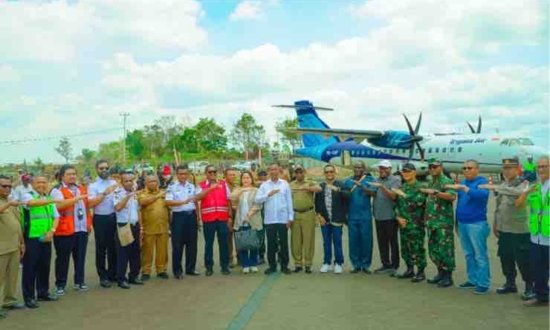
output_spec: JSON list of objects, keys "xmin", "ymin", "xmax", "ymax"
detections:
[
  {"xmin": 195, "ymin": 165, "xmax": 232, "ymax": 276},
  {"xmin": 0, "ymin": 175, "xmax": 25, "ymax": 318},
  {"xmin": 447, "ymin": 160, "xmax": 490, "ymax": 295},
  {"xmin": 422, "ymin": 159, "xmax": 456, "ymax": 288},
  {"xmin": 88, "ymin": 160, "xmax": 119, "ymax": 288}
]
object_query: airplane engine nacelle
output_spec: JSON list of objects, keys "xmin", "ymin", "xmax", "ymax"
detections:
[{"xmin": 368, "ymin": 131, "xmax": 414, "ymax": 149}]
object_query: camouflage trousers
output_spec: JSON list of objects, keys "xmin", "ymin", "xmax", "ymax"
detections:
[
  {"xmin": 400, "ymin": 224, "xmax": 426, "ymax": 269},
  {"xmin": 427, "ymin": 226, "xmax": 455, "ymax": 271}
]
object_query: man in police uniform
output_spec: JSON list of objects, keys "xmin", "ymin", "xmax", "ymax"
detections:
[
  {"xmin": 394, "ymin": 163, "xmax": 427, "ymax": 282},
  {"xmin": 422, "ymin": 159, "xmax": 456, "ymax": 287},
  {"xmin": 113, "ymin": 173, "xmax": 143, "ymax": 289},
  {"xmin": 165, "ymin": 165, "xmax": 199, "ymax": 279},
  {"xmin": 488, "ymin": 158, "xmax": 534, "ymax": 299},
  {"xmin": 21, "ymin": 175, "xmax": 60, "ymax": 308},
  {"xmin": 289, "ymin": 165, "xmax": 321, "ymax": 273}
]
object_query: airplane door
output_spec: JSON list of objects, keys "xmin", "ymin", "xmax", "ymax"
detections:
[{"xmin": 342, "ymin": 150, "xmax": 352, "ymax": 167}]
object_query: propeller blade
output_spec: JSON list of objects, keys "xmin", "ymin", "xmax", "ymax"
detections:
[
  {"xmin": 403, "ymin": 114, "xmax": 415, "ymax": 135},
  {"xmin": 467, "ymin": 121, "xmax": 476, "ymax": 134},
  {"xmin": 271, "ymin": 105, "xmax": 334, "ymax": 111},
  {"xmin": 414, "ymin": 112, "xmax": 422, "ymax": 135},
  {"xmin": 477, "ymin": 116, "xmax": 482, "ymax": 134},
  {"xmin": 416, "ymin": 142, "xmax": 425, "ymax": 161}
]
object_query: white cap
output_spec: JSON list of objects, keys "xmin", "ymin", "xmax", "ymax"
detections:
[{"xmin": 377, "ymin": 160, "xmax": 392, "ymax": 168}]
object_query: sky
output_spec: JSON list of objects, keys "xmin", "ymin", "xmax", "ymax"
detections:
[{"xmin": 0, "ymin": 0, "xmax": 548, "ymax": 164}]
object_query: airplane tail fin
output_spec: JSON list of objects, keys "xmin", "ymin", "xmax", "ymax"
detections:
[{"xmin": 294, "ymin": 100, "xmax": 339, "ymax": 147}]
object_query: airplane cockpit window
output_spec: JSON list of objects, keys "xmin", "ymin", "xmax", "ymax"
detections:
[
  {"xmin": 509, "ymin": 139, "xmax": 519, "ymax": 146},
  {"xmin": 519, "ymin": 138, "xmax": 534, "ymax": 146},
  {"xmin": 500, "ymin": 139, "xmax": 509, "ymax": 146}
]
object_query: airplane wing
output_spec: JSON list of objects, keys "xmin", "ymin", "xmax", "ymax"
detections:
[{"xmin": 281, "ymin": 127, "xmax": 384, "ymax": 141}]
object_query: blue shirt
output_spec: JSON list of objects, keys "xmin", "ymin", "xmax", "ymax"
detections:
[
  {"xmin": 255, "ymin": 179, "xmax": 294, "ymax": 224},
  {"xmin": 165, "ymin": 180, "xmax": 197, "ymax": 212},
  {"xmin": 344, "ymin": 175, "xmax": 374, "ymax": 221},
  {"xmin": 88, "ymin": 178, "xmax": 117, "ymax": 215},
  {"xmin": 456, "ymin": 176, "xmax": 489, "ymax": 224}
]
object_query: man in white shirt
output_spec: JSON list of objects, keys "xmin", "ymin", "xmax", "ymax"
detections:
[
  {"xmin": 255, "ymin": 163, "xmax": 294, "ymax": 275},
  {"xmin": 113, "ymin": 173, "xmax": 143, "ymax": 289}
]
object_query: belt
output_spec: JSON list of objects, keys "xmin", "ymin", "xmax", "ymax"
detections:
[
  {"xmin": 293, "ymin": 207, "xmax": 314, "ymax": 213},
  {"xmin": 174, "ymin": 210, "xmax": 196, "ymax": 214}
]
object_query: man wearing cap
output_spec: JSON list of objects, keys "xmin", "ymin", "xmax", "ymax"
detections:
[
  {"xmin": 371, "ymin": 160, "xmax": 401, "ymax": 275},
  {"xmin": 486, "ymin": 158, "xmax": 534, "ymax": 299},
  {"xmin": 159, "ymin": 164, "xmax": 173, "ymax": 190},
  {"xmin": 289, "ymin": 165, "xmax": 321, "ymax": 273},
  {"xmin": 394, "ymin": 163, "xmax": 427, "ymax": 282},
  {"xmin": 447, "ymin": 159, "xmax": 491, "ymax": 295},
  {"xmin": 10, "ymin": 173, "xmax": 34, "ymax": 203},
  {"xmin": 343, "ymin": 161, "xmax": 376, "ymax": 273},
  {"xmin": 422, "ymin": 159, "xmax": 456, "ymax": 288}
]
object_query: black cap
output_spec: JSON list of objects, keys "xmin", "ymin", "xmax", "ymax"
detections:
[
  {"xmin": 258, "ymin": 170, "xmax": 267, "ymax": 176},
  {"xmin": 502, "ymin": 158, "xmax": 519, "ymax": 167},
  {"xmin": 402, "ymin": 163, "xmax": 416, "ymax": 171}
]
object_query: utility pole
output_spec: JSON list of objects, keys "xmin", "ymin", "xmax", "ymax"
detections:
[{"xmin": 120, "ymin": 112, "xmax": 130, "ymax": 165}]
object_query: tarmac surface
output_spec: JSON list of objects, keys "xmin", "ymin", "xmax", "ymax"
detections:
[{"xmin": 2, "ymin": 198, "xmax": 549, "ymax": 330}]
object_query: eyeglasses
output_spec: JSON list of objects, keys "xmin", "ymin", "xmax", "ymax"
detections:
[
  {"xmin": 462, "ymin": 167, "xmax": 474, "ymax": 170},
  {"xmin": 324, "ymin": 170, "xmax": 335, "ymax": 174},
  {"xmin": 0, "ymin": 184, "xmax": 12, "ymax": 189},
  {"xmin": 98, "ymin": 166, "xmax": 109, "ymax": 171},
  {"xmin": 207, "ymin": 170, "xmax": 217, "ymax": 174},
  {"xmin": 537, "ymin": 165, "xmax": 549, "ymax": 169},
  {"xmin": 401, "ymin": 170, "xmax": 413, "ymax": 173},
  {"xmin": 428, "ymin": 165, "xmax": 440, "ymax": 169}
]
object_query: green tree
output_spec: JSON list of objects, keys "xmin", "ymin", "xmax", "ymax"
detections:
[
  {"xmin": 275, "ymin": 117, "xmax": 301, "ymax": 150},
  {"xmin": 230, "ymin": 113, "xmax": 266, "ymax": 160},
  {"xmin": 33, "ymin": 157, "xmax": 45, "ymax": 173},
  {"xmin": 194, "ymin": 118, "xmax": 228, "ymax": 152},
  {"xmin": 55, "ymin": 137, "xmax": 72, "ymax": 163},
  {"xmin": 126, "ymin": 129, "xmax": 146, "ymax": 160},
  {"xmin": 98, "ymin": 141, "xmax": 123, "ymax": 163},
  {"xmin": 81, "ymin": 148, "xmax": 96, "ymax": 163}
]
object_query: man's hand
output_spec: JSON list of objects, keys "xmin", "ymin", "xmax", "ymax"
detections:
[
  {"xmin": 77, "ymin": 194, "xmax": 88, "ymax": 201},
  {"xmin": 492, "ymin": 223, "xmax": 499, "ymax": 238},
  {"xmin": 104, "ymin": 184, "xmax": 118, "ymax": 195},
  {"xmin": 479, "ymin": 184, "xmax": 498, "ymax": 190},
  {"xmin": 353, "ymin": 180, "xmax": 362, "ymax": 187},
  {"xmin": 369, "ymin": 182, "xmax": 383, "ymax": 188},
  {"xmin": 328, "ymin": 185, "xmax": 340, "ymax": 192},
  {"xmin": 158, "ymin": 191, "xmax": 166, "ymax": 198},
  {"xmin": 396, "ymin": 217, "xmax": 407, "ymax": 229},
  {"xmin": 19, "ymin": 242, "xmax": 25, "ymax": 258},
  {"xmin": 268, "ymin": 189, "xmax": 280, "ymax": 197},
  {"xmin": 317, "ymin": 214, "xmax": 327, "ymax": 227},
  {"xmin": 43, "ymin": 231, "xmax": 54, "ymax": 243},
  {"xmin": 392, "ymin": 188, "xmax": 406, "ymax": 197},
  {"xmin": 445, "ymin": 184, "xmax": 467, "ymax": 191},
  {"xmin": 227, "ymin": 219, "xmax": 233, "ymax": 231},
  {"xmin": 420, "ymin": 188, "xmax": 436, "ymax": 195},
  {"xmin": 286, "ymin": 221, "xmax": 293, "ymax": 229},
  {"xmin": 8, "ymin": 200, "xmax": 21, "ymax": 207}
]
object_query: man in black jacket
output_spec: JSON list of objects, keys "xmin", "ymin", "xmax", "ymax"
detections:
[{"xmin": 315, "ymin": 165, "xmax": 347, "ymax": 274}]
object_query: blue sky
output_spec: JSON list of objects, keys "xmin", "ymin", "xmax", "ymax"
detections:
[{"xmin": 0, "ymin": 0, "xmax": 547, "ymax": 164}]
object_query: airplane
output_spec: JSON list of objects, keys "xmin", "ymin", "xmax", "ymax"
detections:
[{"xmin": 274, "ymin": 100, "xmax": 546, "ymax": 175}]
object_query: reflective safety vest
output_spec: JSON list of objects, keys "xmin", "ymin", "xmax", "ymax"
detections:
[
  {"xmin": 22, "ymin": 192, "xmax": 55, "ymax": 239},
  {"xmin": 199, "ymin": 180, "xmax": 230, "ymax": 222},
  {"xmin": 528, "ymin": 183, "xmax": 550, "ymax": 238},
  {"xmin": 55, "ymin": 184, "xmax": 92, "ymax": 236}
]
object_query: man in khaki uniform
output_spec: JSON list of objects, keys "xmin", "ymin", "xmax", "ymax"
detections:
[
  {"xmin": 138, "ymin": 175, "xmax": 170, "ymax": 280},
  {"xmin": 0, "ymin": 175, "xmax": 25, "ymax": 318},
  {"xmin": 290, "ymin": 165, "xmax": 321, "ymax": 273}
]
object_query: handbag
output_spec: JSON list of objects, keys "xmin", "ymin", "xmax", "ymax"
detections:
[
  {"xmin": 117, "ymin": 223, "xmax": 135, "ymax": 247},
  {"xmin": 235, "ymin": 227, "xmax": 259, "ymax": 251}
]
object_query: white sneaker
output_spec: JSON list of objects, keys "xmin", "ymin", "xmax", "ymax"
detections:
[
  {"xmin": 250, "ymin": 266, "xmax": 258, "ymax": 273},
  {"xmin": 334, "ymin": 264, "xmax": 343, "ymax": 274},
  {"xmin": 242, "ymin": 267, "xmax": 250, "ymax": 274},
  {"xmin": 320, "ymin": 264, "xmax": 331, "ymax": 273}
]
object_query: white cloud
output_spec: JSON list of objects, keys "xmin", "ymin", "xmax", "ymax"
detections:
[
  {"xmin": 0, "ymin": 0, "xmax": 207, "ymax": 61},
  {"xmin": 230, "ymin": 1, "xmax": 264, "ymax": 21},
  {"xmin": 0, "ymin": 65, "xmax": 21, "ymax": 83}
]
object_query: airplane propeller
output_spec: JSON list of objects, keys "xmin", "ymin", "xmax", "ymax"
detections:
[
  {"xmin": 467, "ymin": 116, "xmax": 482, "ymax": 134},
  {"xmin": 403, "ymin": 113, "xmax": 425, "ymax": 161},
  {"xmin": 272, "ymin": 105, "xmax": 334, "ymax": 111}
]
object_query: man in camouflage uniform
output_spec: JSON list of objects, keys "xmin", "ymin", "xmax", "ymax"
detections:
[
  {"xmin": 423, "ymin": 159, "xmax": 457, "ymax": 287},
  {"xmin": 394, "ymin": 163, "xmax": 427, "ymax": 282},
  {"xmin": 289, "ymin": 165, "xmax": 321, "ymax": 273}
]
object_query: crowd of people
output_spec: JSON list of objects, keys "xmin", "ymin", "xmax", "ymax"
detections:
[{"xmin": 0, "ymin": 155, "xmax": 548, "ymax": 319}]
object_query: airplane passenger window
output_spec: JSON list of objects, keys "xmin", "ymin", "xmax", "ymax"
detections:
[
  {"xmin": 435, "ymin": 148, "xmax": 439, "ymax": 153},
  {"xmin": 442, "ymin": 148, "xmax": 447, "ymax": 153},
  {"xmin": 450, "ymin": 147, "xmax": 454, "ymax": 152},
  {"xmin": 428, "ymin": 148, "xmax": 432, "ymax": 153},
  {"xmin": 458, "ymin": 147, "xmax": 462, "ymax": 152}
]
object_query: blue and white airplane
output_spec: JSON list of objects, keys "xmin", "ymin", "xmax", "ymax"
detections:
[{"xmin": 275, "ymin": 100, "xmax": 545, "ymax": 174}]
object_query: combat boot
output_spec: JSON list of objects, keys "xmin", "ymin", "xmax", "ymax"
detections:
[
  {"xmin": 427, "ymin": 268, "xmax": 443, "ymax": 284},
  {"xmin": 411, "ymin": 268, "xmax": 426, "ymax": 283},
  {"xmin": 496, "ymin": 281, "xmax": 517, "ymax": 294},
  {"xmin": 437, "ymin": 270, "xmax": 454, "ymax": 288},
  {"xmin": 397, "ymin": 266, "xmax": 414, "ymax": 279}
]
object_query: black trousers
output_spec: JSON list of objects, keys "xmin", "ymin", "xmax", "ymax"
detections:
[
  {"xmin": 171, "ymin": 211, "xmax": 198, "ymax": 276},
  {"xmin": 530, "ymin": 242, "xmax": 549, "ymax": 302},
  {"xmin": 22, "ymin": 238, "xmax": 51, "ymax": 301},
  {"xmin": 54, "ymin": 232, "xmax": 89, "ymax": 288},
  {"xmin": 266, "ymin": 223, "xmax": 289, "ymax": 270},
  {"xmin": 258, "ymin": 228, "xmax": 266, "ymax": 259},
  {"xmin": 497, "ymin": 231, "xmax": 532, "ymax": 285},
  {"xmin": 115, "ymin": 224, "xmax": 141, "ymax": 283},
  {"xmin": 375, "ymin": 219, "xmax": 400, "ymax": 269},
  {"xmin": 93, "ymin": 214, "xmax": 117, "ymax": 281}
]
